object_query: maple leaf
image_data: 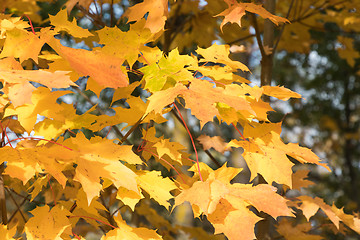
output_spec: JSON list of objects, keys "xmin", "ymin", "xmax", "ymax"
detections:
[
  {"xmin": 66, "ymin": 188, "xmax": 109, "ymax": 227},
  {"xmin": 0, "ymin": 69, "xmax": 76, "ymax": 108},
  {"xmin": 124, "ymin": 0, "xmax": 168, "ymax": 33},
  {"xmin": 49, "ymin": 38, "xmax": 128, "ymax": 88},
  {"xmin": 153, "ymin": 138, "xmax": 186, "ymax": 164},
  {"xmin": 175, "ymin": 165, "xmax": 293, "ymax": 240},
  {"xmin": 117, "ymin": 186, "xmax": 144, "ymax": 211},
  {"xmin": 216, "ymin": 2, "xmax": 290, "ymax": 31},
  {"xmin": 229, "ymin": 125, "xmax": 330, "ymax": 187},
  {"xmin": 0, "ymin": 224, "xmax": 16, "ymax": 239},
  {"xmin": 4, "ymin": 87, "xmax": 71, "ymax": 132},
  {"xmin": 0, "ymin": 70, "xmax": 75, "ymax": 89},
  {"xmin": 96, "ymin": 19, "xmax": 156, "ymax": 67},
  {"xmin": 277, "ymin": 218, "xmax": 322, "ymax": 240},
  {"xmin": 141, "ymin": 48, "xmax": 196, "ymax": 92},
  {"xmin": 102, "ymin": 215, "xmax": 163, "ymax": 239},
  {"xmin": 24, "ymin": 205, "xmax": 71, "ymax": 239},
  {"xmin": 65, "ymin": 133, "xmax": 141, "ymax": 204},
  {"xmin": 262, "ymin": 85, "xmax": 302, "ymax": 101},
  {"xmin": 145, "ymin": 79, "xmax": 254, "ymax": 128},
  {"xmin": 137, "ymin": 170, "xmax": 178, "ymax": 209},
  {"xmin": 291, "ymin": 169, "xmax": 315, "ymax": 190},
  {"xmin": 66, "ymin": 0, "xmax": 94, "ymax": 12},
  {"xmin": 197, "ymin": 135, "xmax": 230, "ymax": 153},
  {"xmin": 196, "ymin": 43, "xmax": 249, "ymax": 72},
  {"xmin": 49, "ymin": 8, "xmax": 93, "ymax": 38},
  {"xmin": 0, "ymin": 27, "xmax": 51, "ymax": 63},
  {"xmin": 190, "ymin": 65, "xmax": 250, "ymax": 85}
]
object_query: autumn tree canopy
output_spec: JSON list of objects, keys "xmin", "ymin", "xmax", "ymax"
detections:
[{"xmin": 0, "ymin": 0, "xmax": 360, "ymax": 239}]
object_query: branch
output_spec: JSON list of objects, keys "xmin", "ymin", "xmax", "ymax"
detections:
[
  {"xmin": 5, "ymin": 188, "xmax": 26, "ymax": 223},
  {"xmin": 250, "ymin": 13, "xmax": 265, "ymax": 58},
  {"xmin": 273, "ymin": 0, "xmax": 296, "ymax": 53}
]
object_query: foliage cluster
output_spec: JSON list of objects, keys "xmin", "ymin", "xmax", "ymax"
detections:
[{"xmin": 0, "ymin": 0, "xmax": 360, "ymax": 239}]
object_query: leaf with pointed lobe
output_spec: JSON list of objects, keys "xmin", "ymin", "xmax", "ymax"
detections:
[
  {"xmin": 49, "ymin": 38, "xmax": 128, "ymax": 88},
  {"xmin": 262, "ymin": 85, "xmax": 302, "ymax": 101},
  {"xmin": 137, "ymin": 170, "xmax": 178, "ymax": 209},
  {"xmin": 216, "ymin": 2, "xmax": 289, "ymax": 31},
  {"xmin": 141, "ymin": 48, "xmax": 196, "ymax": 92},
  {"xmin": 0, "ymin": 27, "xmax": 52, "ymax": 63},
  {"xmin": 25, "ymin": 205, "xmax": 71, "ymax": 240},
  {"xmin": 0, "ymin": 224, "xmax": 17, "ymax": 240},
  {"xmin": 146, "ymin": 79, "xmax": 254, "ymax": 128},
  {"xmin": 277, "ymin": 218, "xmax": 322, "ymax": 240},
  {"xmin": 4, "ymin": 87, "xmax": 71, "ymax": 132},
  {"xmin": 296, "ymin": 196, "xmax": 341, "ymax": 229},
  {"xmin": 65, "ymin": 133, "xmax": 140, "ymax": 204},
  {"xmin": 124, "ymin": 0, "xmax": 168, "ymax": 33},
  {"xmin": 96, "ymin": 19, "xmax": 156, "ymax": 67},
  {"xmin": 49, "ymin": 8, "xmax": 93, "ymax": 38},
  {"xmin": 175, "ymin": 165, "xmax": 292, "ymax": 240},
  {"xmin": 292, "ymin": 169, "xmax": 315, "ymax": 190},
  {"xmin": 197, "ymin": 135, "xmax": 230, "ymax": 153},
  {"xmin": 102, "ymin": 215, "xmax": 163, "ymax": 239},
  {"xmin": 196, "ymin": 43, "xmax": 249, "ymax": 72}
]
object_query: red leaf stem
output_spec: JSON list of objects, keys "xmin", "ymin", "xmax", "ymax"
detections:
[{"xmin": 173, "ymin": 102, "xmax": 203, "ymax": 181}]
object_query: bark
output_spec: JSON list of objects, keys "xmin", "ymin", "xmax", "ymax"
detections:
[{"xmin": 260, "ymin": 0, "xmax": 276, "ymax": 103}]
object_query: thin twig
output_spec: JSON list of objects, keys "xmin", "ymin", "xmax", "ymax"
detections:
[
  {"xmin": 5, "ymin": 188, "xmax": 27, "ymax": 223},
  {"xmin": 7, "ymin": 198, "xmax": 27, "ymax": 224},
  {"xmin": 250, "ymin": 13, "xmax": 265, "ymax": 57},
  {"xmin": 273, "ymin": 0, "xmax": 296, "ymax": 52}
]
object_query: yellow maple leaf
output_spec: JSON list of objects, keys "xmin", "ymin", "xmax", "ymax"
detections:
[
  {"xmin": 4, "ymin": 87, "xmax": 71, "ymax": 132},
  {"xmin": 96, "ymin": 19, "xmax": 155, "ymax": 67},
  {"xmin": 175, "ymin": 165, "xmax": 293, "ymax": 240},
  {"xmin": 291, "ymin": 169, "xmax": 315, "ymax": 190},
  {"xmin": 25, "ymin": 205, "xmax": 71, "ymax": 240},
  {"xmin": 49, "ymin": 8, "xmax": 93, "ymax": 38},
  {"xmin": 0, "ymin": 224, "xmax": 17, "ymax": 240},
  {"xmin": 0, "ymin": 27, "xmax": 51, "ymax": 63},
  {"xmin": 137, "ymin": 170, "xmax": 178, "ymax": 209},
  {"xmin": 296, "ymin": 196, "xmax": 341, "ymax": 229},
  {"xmin": 117, "ymin": 187, "xmax": 144, "ymax": 211},
  {"xmin": 102, "ymin": 215, "xmax": 163, "ymax": 239},
  {"xmin": 262, "ymin": 85, "xmax": 302, "ymax": 101},
  {"xmin": 66, "ymin": 133, "xmax": 140, "ymax": 204},
  {"xmin": 196, "ymin": 43, "xmax": 249, "ymax": 72}
]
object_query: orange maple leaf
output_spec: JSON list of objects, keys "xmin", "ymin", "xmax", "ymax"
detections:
[
  {"xmin": 124, "ymin": 0, "xmax": 168, "ymax": 33},
  {"xmin": 49, "ymin": 38, "xmax": 128, "ymax": 88},
  {"xmin": 146, "ymin": 79, "xmax": 254, "ymax": 128},
  {"xmin": 216, "ymin": 2, "xmax": 290, "ymax": 31}
]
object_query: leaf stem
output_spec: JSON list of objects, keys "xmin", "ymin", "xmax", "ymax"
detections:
[
  {"xmin": 231, "ymin": 123, "xmax": 247, "ymax": 141},
  {"xmin": 173, "ymin": 102, "xmax": 203, "ymax": 181}
]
